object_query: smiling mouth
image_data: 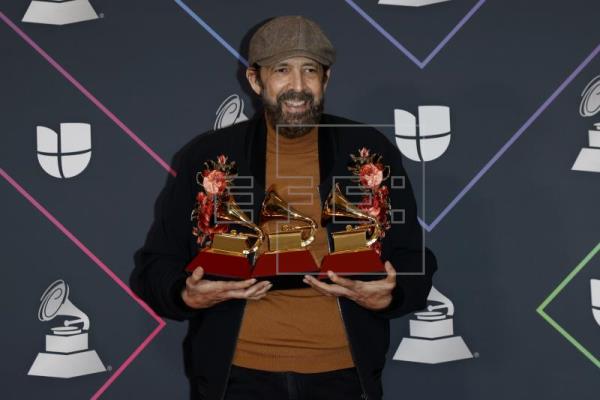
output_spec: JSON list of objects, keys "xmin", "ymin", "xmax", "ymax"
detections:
[{"xmin": 283, "ymin": 100, "xmax": 309, "ymax": 110}]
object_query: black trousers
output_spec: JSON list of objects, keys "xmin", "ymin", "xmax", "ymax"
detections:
[{"xmin": 219, "ymin": 364, "xmax": 367, "ymax": 400}]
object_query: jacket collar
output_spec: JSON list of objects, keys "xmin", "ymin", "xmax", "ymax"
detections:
[{"xmin": 244, "ymin": 111, "xmax": 339, "ymax": 191}]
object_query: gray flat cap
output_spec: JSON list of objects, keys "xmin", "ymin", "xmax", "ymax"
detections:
[{"xmin": 248, "ymin": 16, "xmax": 336, "ymax": 67}]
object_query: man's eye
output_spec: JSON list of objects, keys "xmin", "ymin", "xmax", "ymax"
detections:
[{"xmin": 275, "ymin": 68, "xmax": 288, "ymax": 73}]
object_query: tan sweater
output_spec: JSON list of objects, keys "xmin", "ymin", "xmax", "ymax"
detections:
[{"xmin": 231, "ymin": 120, "xmax": 355, "ymax": 372}]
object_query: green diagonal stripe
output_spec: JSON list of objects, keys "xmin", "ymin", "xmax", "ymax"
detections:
[{"xmin": 536, "ymin": 241, "xmax": 600, "ymax": 369}]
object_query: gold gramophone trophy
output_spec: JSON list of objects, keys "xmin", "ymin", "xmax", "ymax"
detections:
[
  {"xmin": 253, "ymin": 185, "xmax": 320, "ymax": 287},
  {"xmin": 186, "ymin": 194, "xmax": 264, "ymax": 280},
  {"xmin": 319, "ymin": 183, "xmax": 385, "ymax": 280}
]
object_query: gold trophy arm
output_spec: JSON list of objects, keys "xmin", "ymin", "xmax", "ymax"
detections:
[
  {"xmin": 322, "ymin": 183, "xmax": 383, "ymax": 248},
  {"xmin": 261, "ymin": 185, "xmax": 318, "ymax": 249},
  {"xmin": 217, "ymin": 195, "xmax": 264, "ymax": 255},
  {"xmin": 298, "ymin": 218, "xmax": 317, "ymax": 247},
  {"xmin": 243, "ymin": 224, "xmax": 264, "ymax": 255},
  {"xmin": 364, "ymin": 215, "xmax": 381, "ymax": 247}
]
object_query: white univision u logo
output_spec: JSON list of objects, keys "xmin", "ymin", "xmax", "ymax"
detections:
[
  {"xmin": 36, "ymin": 123, "xmax": 92, "ymax": 179},
  {"xmin": 394, "ymin": 106, "xmax": 451, "ymax": 162}
]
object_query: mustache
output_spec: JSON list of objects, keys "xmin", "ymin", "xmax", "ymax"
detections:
[{"xmin": 276, "ymin": 90, "xmax": 315, "ymax": 105}]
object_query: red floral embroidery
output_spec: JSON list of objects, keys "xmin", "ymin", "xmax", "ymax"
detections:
[
  {"xmin": 347, "ymin": 147, "xmax": 392, "ymax": 255},
  {"xmin": 191, "ymin": 154, "xmax": 237, "ymax": 247}
]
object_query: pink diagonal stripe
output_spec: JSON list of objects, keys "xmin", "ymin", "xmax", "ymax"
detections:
[
  {"xmin": 91, "ymin": 323, "xmax": 165, "ymax": 400},
  {"xmin": 0, "ymin": 168, "xmax": 166, "ymax": 399},
  {"xmin": 0, "ymin": 12, "xmax": 176, "ymax": 177}
]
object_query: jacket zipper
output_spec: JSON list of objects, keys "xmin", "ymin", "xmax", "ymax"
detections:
[
  {"xmin": 336, "ymin": 297, "xmax": 369, "ymax": 400},
  {"xmin": 219, "ymin": 300, "xmax": 247, "ymax": 400}
]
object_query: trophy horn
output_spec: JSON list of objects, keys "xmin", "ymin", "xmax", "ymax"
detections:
[
  {"xmin": 321, "ymin": 183, "xmax": 381, "ymax": 247},
  {"xmin": 217, "ymin": 194, "xmax": 264, "ymax": 255},
  {"xmin": 260, "ymin": 185, "xmax": 317, "ymax": 248}
]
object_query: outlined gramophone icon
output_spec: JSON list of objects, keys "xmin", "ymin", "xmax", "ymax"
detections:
[
  {"xmin": 393, "ymin": 286, "xmax": 473, "ymax": 364},
  {"xmin": 592, "ymin": 279, "xmax": 600, "ymax": 327},
  {"xmin": 572, "ymin": 75, "xmax": 600, "ymax": 173},
  {"xmin": 28, "ymin": 279, "xmax": 106, "ymax": 378},
  {"xmin": 214, "ymin": 94, "xmax": 249, "ymax": 130}
]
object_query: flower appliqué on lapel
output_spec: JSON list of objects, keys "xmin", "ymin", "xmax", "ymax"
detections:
[
  {"xmin": 191, "ymin": 154, "xmax": 237, "ymax": 247},
  {"xmin": 347, "ymin": 147, "xmax": 392, "ymax": 255}
]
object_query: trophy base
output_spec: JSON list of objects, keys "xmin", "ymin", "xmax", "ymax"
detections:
[
  {"xmin": 319, "ymin": 248, "xmax": 385, "ymax": 282},
  {"xmin": 253, "ymin": 249, "xmax": 319, "ymax": 290},
  {"xmin": 378, "ymin": 0, "xmax": 451, "ymax": 7},
  {"xmin": 46, "ymin": 332, "xmax": 88, "ymax": 353},
  {"xmin": 28, "ymin": 349, "xmax": 105, "ymax": 378},
  {"xmin": 393, "ymin": 336, "xmax": 473, "ymax": 364},
  {"xmin": 185, "ymin": 249, "xmax": 252, "ymax": 280},
  {"xmin": 22, "ymin": 0, "xmax": 99, "ymax": 26},
  {"xmin": 571, "ymin": 147, "xmax": 600, "ymax": 173},
  {"xmin": 593, "ymin": 308, "xmax": 600, "ymax": 327}
]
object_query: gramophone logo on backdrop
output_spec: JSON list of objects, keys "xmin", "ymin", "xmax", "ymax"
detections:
[
  {"xmin": 36, "ymin": 123, "xmax": 92, "ymax": 178},
  {"xmin": 571, "ymin": 75, "xmax": 600, "ymax": 173},
  {"xmin": 394, "ymin": 106, "xmax": 451, "ymax": 162},
  {"xmin": 28, "ymin": 280, "xmax": 106, "ymax": 378},
  {"xmin": 393, "ymin": 286, "xmax": 473, "ymax": 364},
  {"xmin": 22, "ymin": 0, "xmax": 99, "ymax": 25},
  {"xmin": 214, "ymin": 94, "xmax": 249, "ymax": 130},
  {"xmin": 378, "ymin": 0, "xmax": 451, "ymax": 6},
  {"xmin": 592, "ymin": 279, "xmax": 600, "ymax": 327}
]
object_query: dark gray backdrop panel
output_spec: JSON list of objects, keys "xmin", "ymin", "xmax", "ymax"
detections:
[{"xmin": 1, "ymin": 0, "xmax": 599, "ymax": 399}]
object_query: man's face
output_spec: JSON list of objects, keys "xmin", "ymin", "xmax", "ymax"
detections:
[{"xmin": 247, "ymin": 56, "xmax": 331, "ymax": 138}]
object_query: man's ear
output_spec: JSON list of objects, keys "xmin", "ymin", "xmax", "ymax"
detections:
[
  {"xmin": 323, "ymin": 67, "xmax": 332, "ymax": 91},
  {"xmin": 246, "ymin": 67, "xmax": 262, "ymax": 96}
]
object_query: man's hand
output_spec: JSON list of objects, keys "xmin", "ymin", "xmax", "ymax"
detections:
[
  {"xmin": 303, "ymin": 260, "xmax": 397, "ymax": 311},
  {"xmin": 182, "ymin": 266, "xmax": 273, "ymax": 309}
]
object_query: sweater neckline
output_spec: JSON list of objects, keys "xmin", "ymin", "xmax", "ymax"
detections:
[{"xmin": 266, "ymin": 121, "xmax": 319, "ymax": 155}]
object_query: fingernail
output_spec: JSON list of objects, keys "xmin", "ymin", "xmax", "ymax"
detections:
[{"xmin": 328, "ymin": 270, "xmax": 334, "ymax": 277}]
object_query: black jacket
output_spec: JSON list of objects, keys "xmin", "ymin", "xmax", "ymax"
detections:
[{"xmin": 130, "ymin": 112, "xmax": 437, "ymax": 400}]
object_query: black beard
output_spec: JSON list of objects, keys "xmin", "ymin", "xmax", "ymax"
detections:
[{"xmin": 262, "ymin": 89, "xmax": 324, "ymax": 139}]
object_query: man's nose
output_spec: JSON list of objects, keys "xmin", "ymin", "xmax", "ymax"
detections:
[{"xmin": 289, "ymin": 69, "xmax": 306, "ymax": 92}]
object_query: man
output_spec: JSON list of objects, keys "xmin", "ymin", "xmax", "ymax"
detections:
[{"xmin": 130, "ymin": 15, "xmax": 437, "ymax": 400}]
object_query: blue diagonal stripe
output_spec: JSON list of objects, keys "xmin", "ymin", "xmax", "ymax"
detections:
[
  {"xmin": 345, "ymin": 0, "xmax": 486, "ymax": 69},
  {"xmin": 174, "ymin": 0, "xmax": 249, "ymax": 67}
]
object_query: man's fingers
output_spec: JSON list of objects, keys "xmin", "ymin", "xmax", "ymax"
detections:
[
  {"xmin": 190, "ymin": 266, "xmax": 204, "ymax": 283},
  {"xmin": 223, "ymin": 281, "xmax": 272, "ymax": 299},
  {"xmin": 303, "ymin": 279, "xmax": 334, "ymax": 297},
  {"xmin": 247, "ymin": 282, "xmax": 273, "ymax": 300},
  {"xmin": 210, "ymin": 277, "xmax": 258, "ymax": 292},
  {"xmin": 251, "ymin": 281, "xmax": 273, "ymax": 296},
  {"xmin": 247, "ymin": 292, "xmax": 268, "ymax": 300},
  {"xmin": 303, "ymin": 275, "xmax": 354, "ymax": 298},
  {"xmin": 327, "ymin": 270, "xmax": 359, "ymax": 290}
]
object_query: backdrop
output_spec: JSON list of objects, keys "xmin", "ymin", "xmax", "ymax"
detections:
[{"xmin": 1, "ymin": 0, "xmax": 599, "ymax": 399}]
